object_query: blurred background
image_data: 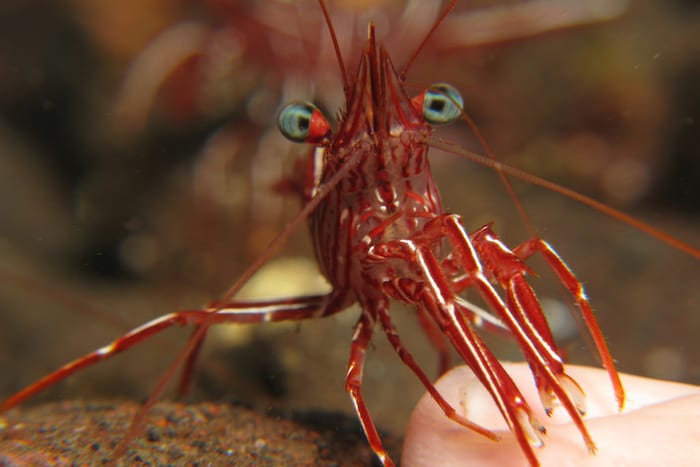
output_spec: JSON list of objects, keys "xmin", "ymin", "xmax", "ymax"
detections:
[{"xmin": 0, "ymin": 0, "xmax": 698, "ymax": 435}]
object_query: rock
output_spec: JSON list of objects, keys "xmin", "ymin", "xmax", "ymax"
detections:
[{"xmin": 0, "ymin": 400, "xmax": 400, "ymax": 466}]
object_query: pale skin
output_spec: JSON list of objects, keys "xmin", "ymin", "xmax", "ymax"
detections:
[{"xmin": 402, "ymin": 363, "xmax": 700, "ymax": 466}]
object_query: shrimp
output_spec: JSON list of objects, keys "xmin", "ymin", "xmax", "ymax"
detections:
[{"xmin": 1, "ymin": 1, "xmax": 699, "ymax": 466}]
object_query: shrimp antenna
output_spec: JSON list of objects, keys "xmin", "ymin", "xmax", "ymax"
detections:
[
  {"xmin": 318, "ymin": 0, "xmax": 349, "ymax": 97},
  {"xmin": 431, "ymin": 137, "xmax": 700, "ymax": 260},
  {"xmin": 173, "ymin": 0, "xmax": 355, "ymax": 406},
  {"xmin": 400, "ymin": 0, "xmax": 457, "ymax": 81},
  {"xmin": 457, "ymin": 99, "xmax": 537, "ymax": 237},
  {"xmin": 0, "ymin": 269, "xmax": 131, "ymax": 331},
  {"xmin": 113, "ymin": 145, "xmax": 370, "ymax": 457}
]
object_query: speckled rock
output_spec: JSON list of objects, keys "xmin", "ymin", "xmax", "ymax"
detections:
[{"xmin": 0, "ymin": 400, "xmax": 400, "ymax": 466}]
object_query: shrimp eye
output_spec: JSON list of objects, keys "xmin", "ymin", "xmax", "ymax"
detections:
[
  {"xmin": 413, "ymin": 83, "xmax": 464, "ymax": 125},
  {"xmin": 278, "ymin": 102, "xmax": 331, "ymax": 144}
]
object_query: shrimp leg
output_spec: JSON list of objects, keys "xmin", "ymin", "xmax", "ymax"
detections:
[
  {"xmin": 510, "ymin": 233, "xmax": 626, "ymax": 409},
  {"xmin": 0, "ymin": 293, "xmax": 345, "ymax": 411}
]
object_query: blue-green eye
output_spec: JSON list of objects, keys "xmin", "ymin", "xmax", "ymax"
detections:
[
  {"xmin": 416, "ymin": 83, "xmax": 463, "ymax": 125},
  {"xmin": 278, "ymin": 102, "xmax": 331, "ymax": 143}
]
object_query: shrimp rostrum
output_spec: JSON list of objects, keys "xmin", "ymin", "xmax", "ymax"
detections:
[{"xmin": 1, "ymin": 3, "xmax": 627, "ymax": 467}]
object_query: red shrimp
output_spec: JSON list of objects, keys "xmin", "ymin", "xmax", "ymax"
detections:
[{"xmin": 2, "ymin": 1, "xmax": 699, "ymax": 466}]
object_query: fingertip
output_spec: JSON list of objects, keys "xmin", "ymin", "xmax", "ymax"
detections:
[
  {"xmin": 402, "ymin": 363, "xmax": 700, "ymax": 466},
  {"xmin": 402, "ymin": 365, "xmax": 525, "ymax": 466}
]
